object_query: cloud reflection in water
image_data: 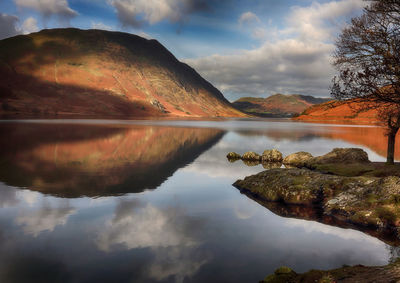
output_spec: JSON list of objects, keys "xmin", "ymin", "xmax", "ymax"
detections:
[{"xmin": 97, "ymin": 198, "xmax": 211, "ymax": 282}]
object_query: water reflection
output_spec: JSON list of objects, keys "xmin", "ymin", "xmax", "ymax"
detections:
[
  {"xmin": 0, "ymin": 120, "xmax": 398, "ymax": 283},
  {"xmin": 97, "ymin": 198, "xmax": 210, "ymax": 283},
  {"xmin": 0, "ymin": 123, "xmax": 224, "ymax": 197},
  {"xmin": 97, "ymin": 199, "xmax": 200, "ymax": 251},
  {"xmin": 0, "ymin": 183, "xmax": 19, "ymax": 208},
  {"xmin": 234, "ymin": 125, "xmax": 400, "ymax": 160},
  {"xmin": 16, "ymin": 200, "xmax": 75, "ymax": 237}
]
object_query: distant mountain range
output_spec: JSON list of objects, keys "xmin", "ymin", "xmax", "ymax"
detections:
[
  {"xmin": 294, "ymin": 99, "xmax": 379, "ymax": 124},
  {"xmin": 233, "ymin": 93, "xmax": 331, "ymax": 117},
  {"xmin": 0, "ymin": 28, "xmax": 244, "ymax": 118}
]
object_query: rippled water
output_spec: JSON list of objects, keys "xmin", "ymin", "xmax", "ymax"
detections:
[{"xmin": 0, "ymin": 119, "xmax": 398, "ymax": 283}]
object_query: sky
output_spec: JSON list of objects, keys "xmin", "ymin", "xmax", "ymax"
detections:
[{"xmin": 0, "ymin": 0, "xmax": 366, "ymax": 101}]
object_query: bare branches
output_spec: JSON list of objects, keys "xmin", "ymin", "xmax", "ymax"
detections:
[
  {"xmin": 331, "ymin": 0, "xmax": 400, "ymax": 115},
  {"xmin": 331, "ymin": 1, "xmax": 400, "ymax": 163}
]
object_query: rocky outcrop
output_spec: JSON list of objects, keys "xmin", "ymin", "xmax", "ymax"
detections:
[
  {"xmin": 234, "ymin": 167, "xmax": 400, "ymax": 239},
  {"xmin": 262, "ymin": 262, "xmax": 400, "ymax": 283},
  {"xmin": 306, "ymin": 148, "xmax": 370, "ymax": 167},
  {"xmin": 242, "ymin": 151, "xmax": 261, "ymax": 161},
  {"xmin": 234, "ymin": 168, "xmax": 373, "ymax": 205},
  {"xmin": 283, "ymin": 151, "xmax": 313, "ymax": 167},
  {"xmin": 262, "ymin": 149, "xmax": 283, "ymax": 162}
]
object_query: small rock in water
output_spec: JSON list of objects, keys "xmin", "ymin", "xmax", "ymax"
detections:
[
  {"xmin": 283, "ymin": 151, "xmax": 313, "ymax": 167},
  {"xmin": 306, "ymin": 148, "xmax": 369, "ymax": 167},
  {"xmin": 262, "ymin": 149, "xmax": 283, "ymax": 162},
  {"xmin": 226, "ymin": 152, "xmax": 241, "ymax": 160},
  {"xmin": 242, "ymin": 151, "xmax": 261, "ymax": 161}
]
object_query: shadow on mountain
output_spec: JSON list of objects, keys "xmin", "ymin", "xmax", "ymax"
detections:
[
  {"xmin": 241, "ymin": 191, "xmax": 400, "ymax": 246},
  {"xmin": 0, "ymin": 122, "xmax": 224, "ymax": 198},
  {"xmin": 0, "ymin": 28, "xmax": 241, "ymax": 118},
  {"xmin": 0, "ymin": 71, "xmax": 161, "ymax": 118}
]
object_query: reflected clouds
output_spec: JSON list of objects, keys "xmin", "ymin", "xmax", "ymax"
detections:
[
  {"xmin": 284, "ymin": 218, "xmax": 387, "ymax": 245},
  {"xmin": 0, "ymin": 183, "xmax": 19, "ymax": 208},
  {"xmin": 0, "ymin": 120, "xmax": 398, "ymax": 282},
  {"xmin": 97, "ymin": 198, "xmax": 210, "ymax": 282},
  {"xmin": 97, "ymin": 199, "xmax": 201, "ymax": 251},
  {"xmin": 148, "ymin": 246, "xmax": 210, "ymax": 283},
  {"xmin": 16, "ymin": 200, "xmax": 75, "ymax": 237},
  {"xmin": 97, "ymin": 199, "xmax": 199, "ymax": 251}
]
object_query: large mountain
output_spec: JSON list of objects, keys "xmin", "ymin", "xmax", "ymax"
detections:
[
  {"xmin": 232, "ymin": 93, "xmax": 331, "ymax": 117},
  {"xmin": 0, "ymin": 28, "xmax": 244, "ymax": 118},
  {"xmin": 294, "ymin": 100, "xmax": 379, "ymax": 124}
]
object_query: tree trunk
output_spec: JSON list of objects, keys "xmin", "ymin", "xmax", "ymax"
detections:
[{"xmin": 387, "ymin": 127, "xmax": 399, "ymax": 164}]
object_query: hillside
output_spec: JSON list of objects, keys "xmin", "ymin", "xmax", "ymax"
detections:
[
  {"xmin": 294, "ymin": 100, "xmax": 379, "ymax": 124},
  {"xmin": 0, "ymin": 28, "xmax": 244, "ymax": 118},
  {"xmin": 232, "ymin": 93, "xmax": 331, "ymax": 117}
]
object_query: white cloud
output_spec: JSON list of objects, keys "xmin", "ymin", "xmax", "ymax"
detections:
[
  {"xmin": 109, "ymin": 0, "xmax": 209, "ymax": 27},
  {"xmin": 21, "ymin": 17, "xmax": 39, "ymax": 34},
  {"xmin": 91, "ymin": 21, "xmax": 114, "ymax": 31},
  {"xmin": 0, "ymin": 13, "xmax": 20, "ymax": 40},
  {"xmin": 238, "ymin": 11, "xmax": 260, "ymax": 26},
  {"xmin": 251, "ymin": 27, "xmax": 267, "ymax": 40},
  {"xmin": 287, "ymin": 0, "xmax": 365, "ymax": 42},
  {"xmin": 185, "ymin": 0, "xmax": 366, "ymax": 100},
  {"xmin": 14, "ymin": 0, "xmax": 78, "ymax": 22}
]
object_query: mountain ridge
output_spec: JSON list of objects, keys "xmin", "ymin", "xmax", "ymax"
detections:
[
  {"xmin": 233, "ymin": 93, "xmax": 331, "ymax": 117},
  {"xmin": 0, "ymin": 28, "xmax": 244, "ymax": 118}
]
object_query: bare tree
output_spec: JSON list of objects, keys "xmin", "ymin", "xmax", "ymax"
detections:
[{"xmin": 331, "ymin": 0, "xmax": 400, "ymax": 164}]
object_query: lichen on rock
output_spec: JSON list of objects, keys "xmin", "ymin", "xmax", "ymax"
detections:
[
  {"xmin": 233, "ymin": 167, "xmax": 400, "ymax": 235},
  {"xmin": 262, "ymin": 149, "xmax": 283, "ymax": 162},
  {"xmin": 226, "ymin": 152, "xmax": 241, "ymax": 160},
  {"xmin": 306, "ymin": 148, "xmax": 370, "ymax": 168},
  {"xmin": 242, "ymin": 151, "xmax": 261, "ymax": 161},
  {"xmin": 283, "ymin": 151, "xmax": 313, "ymax": 167}
]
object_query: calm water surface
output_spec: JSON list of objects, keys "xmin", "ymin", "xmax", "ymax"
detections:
[{"xmin": 0, "ymin": 119, "xmax": 398, "ymax": 283}]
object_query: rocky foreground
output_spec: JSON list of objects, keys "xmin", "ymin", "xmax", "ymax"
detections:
[
  {"xmin": 261, "ymin": 262, "xmax": 400, "ymax": 283},
  {"xmin": 229, "ymin": 148, "xmax": 400, "ymax": 282},
  {"xmin": 233, "ymin": 148, "xmax": 400, "ymax": 243}
]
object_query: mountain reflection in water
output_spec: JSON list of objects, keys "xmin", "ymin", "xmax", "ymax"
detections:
[
  {"xmin": 0, "ymin": 120, "xmax": 398, "ymax": 283},
  {"xmin": 0, "ymin": 123, "xmax": 224, "ymax": 197}
]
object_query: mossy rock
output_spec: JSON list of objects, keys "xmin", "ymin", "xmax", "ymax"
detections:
[
  {"xmin": 226, "ymin": 152, "xmax": 241, "ymax": 160},
  {"xmin": 242, "ymin": 151, "xmax": 261, "ymax": 161},
  {"xmin": 262, "ymin": 266, "xmax": 297, "ymax": 283},
  {"xmin": 306, "ymin": 148, "xmax": 370, "ymax": 168},
  {"xmin": 283, "ymin": 151, "xmax": 313, "ymax": 167},
  {"xmin": 262, "ymin": 149, "xmax": 283, "ymax": 162}
]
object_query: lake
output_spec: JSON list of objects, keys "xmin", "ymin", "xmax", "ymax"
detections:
[{"xmin": 0, "ymin": 119, "xmax": 398, "ymax": 283}]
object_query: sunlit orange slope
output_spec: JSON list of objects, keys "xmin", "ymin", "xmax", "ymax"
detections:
[
  {"xmin": 0, "ymin": 28, "xmax": 244, "ymax": 118},
  {"xmin": 294, "ymin": 100, "xmax": 379, "ymax": 124}
]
